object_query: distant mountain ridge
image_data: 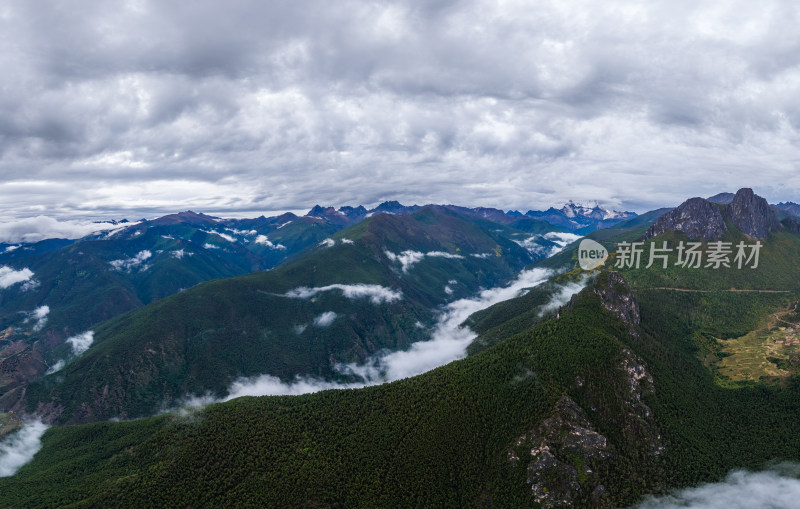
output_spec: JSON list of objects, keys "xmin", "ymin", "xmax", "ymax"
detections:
[
  {"xmin": 305, "ymin": 200, "xmax": 637, "ymax": 233},
  {"xmin": 525, "ymin": 201, "xmax": 636, "ymax": 232}
]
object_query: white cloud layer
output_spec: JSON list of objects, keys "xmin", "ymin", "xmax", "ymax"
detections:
[
  {"xmin": 0, "ymin": 216, "xmax": 128, "ymax": 243},
  {"xmin": 0, "ymin": 420, "xmax": 49, "ymax": 477},
  {"xmin": 538, "ymin": 281, "xmax": 590, "ymax": 316},
  {"xmin": 637, "ymin": 464, "xmax": 800, "ymax": 509},
  {"xmin": 2, "ymin": 1, "xmax": 798, "ymax": 219},
  {"xmin": 27, "ymin": 305, "xmax": 49, "ymax": 332},
  {"xmin": 385, "ymin": 250, "xmax": 465, "ymax": 273},
  {"xmin": 515, "ymin": 232, "xmax": 583, "ymax": 257},
  {"xmin": 0, "ymin": 266, "xmax": 34, "ymax": 289},
  {"xmin": 213, "ymin": 267, "xmax": 579, "ymax": 401},
  {"xmin": 66, "ymin": 331, "xmax": 94, "ymax": 356},
  {"xmin": 285, "ymin": 284, "xmax": 403, "ymax": 304},
  {"xmin": 313, "ymin": 311, "xmax": 337, "ymax": 327},
  {"xmin": 109, "ymin": 250, "xmax": 152, "ymax": 272},
  {"xmin": 254, "ymin": 235, "xmax": 286, "ymax": 249}
]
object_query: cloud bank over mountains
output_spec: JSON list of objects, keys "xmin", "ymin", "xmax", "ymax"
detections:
[{"xmin": 0, "ymin": 0, "xmax": 798, "ymax": 220}]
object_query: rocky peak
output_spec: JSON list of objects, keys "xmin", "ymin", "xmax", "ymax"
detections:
[
  {"xmin": 644, "ymin": 197, "xmax": 727, "ymax": 241},
  {"xmin": 564, "ymin": 272, "xmax": 640, "ymax": 339},
  {"xmin": 586, "ymin": 271, "xmax": 640, "ymax": 328},
  {"xmin": 338, "ymin": 205, "xmax": 367, "ymax": 218},
  {"xmin": 776, "ymin": 201, "xmax": 800, "ymax": 217},
  {"xmin": 723, "ymin": 188, "xmax": 780, "ymax": 239},
  {"xmin": 306, "ymin": 205, "xmax": 335, "ymax": 217}
]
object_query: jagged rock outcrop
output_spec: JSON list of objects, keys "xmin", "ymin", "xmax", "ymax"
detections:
[
  {"xmin": 508, "ymin": 395, "xmax": 611, "ymax": 508},
  {"xmin": 592, "ymin": 271, "xmax": 640, "ymax": 328},
  {"xmin": 566, "ymin": 271, "xmax": 640, "ymax": 336},
  {"xmin": 619, "ymin": 349, "xmax": 663, "ymax": 456},
  {"xmin": 645, "ymin": 188, "xmax": 781, "ymax": 241},
  {"xmin": 723, "ymin": 188, "xmax": 780, "ymax": 239},
  {"xmin": 644, "ymin": 197, "xmax": 727, "ymax": 241}
]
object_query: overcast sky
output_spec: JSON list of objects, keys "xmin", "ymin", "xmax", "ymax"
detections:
[{"xmin": 1, "ymin": 0, "xmax": 799, "ymax": 221}]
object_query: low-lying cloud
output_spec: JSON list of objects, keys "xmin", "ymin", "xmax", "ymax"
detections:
[
  {"xmin": 538, "ymin": 280, "xmax": 591, "ymax": 316},
  {"xmin": 109, "ymin": 250, "xmax": 152, "ymax": 272},
  {"xmin": 212, "ymin": 267, "xmax": 572, "ymax": 402},
  {"xmin": 202, "ymin": 230, "xmax": 236, "ymax": 243},
  {"xmin": 285, "ymin": 284, "xmax": 402, "ymax": 304},
  {"xmin": 0, "ymin": 266, "xmax": 34, "ymax": 289},
  {"xmin": 66, "ymin": 331, "xmax": 94, "ymax": 356},
  {"xmin": 637, "ymin": 464, "xmax": 800, "ymax": 509},
  {"xmin": 0, "ymin": 217, "xmax": 131, "ymax": 244},
  {"xmin": 385, "ymin": 250, "xmax": 465, "ymax": 273},
  {"xmin": 26, "ymin": 305, "xmax": 49, "ymax": 332},
  {"xmin": 254, "ymin": 235, "xmax": 286, "ymax": 249},
  {"xmin": 0, "ymin": 420, "xmax": 49, "ymax": 477},
  {"xmin": 338, "ymin": 267, "xmax": 555, "ymax": 382},
  {"xmin": 514, "ymin": 232, "xmax": 582, "ymax": 258},
  {"xmin": 313, "ymin": 311, "xmax": 337, "ymax": 327},
  {"xmin": 171, "ymin": 249, "xmax": 189, "ymax": 259}
]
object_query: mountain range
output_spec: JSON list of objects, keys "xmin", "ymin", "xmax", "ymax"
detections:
[{"xmin": 2, "ymin": 189, "xmax": 800, "ymax": 507}]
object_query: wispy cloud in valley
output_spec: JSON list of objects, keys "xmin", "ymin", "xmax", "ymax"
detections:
[
  {"xmin": 0, "ymin": 420, "xmax": 49, "ymax": 477},
  {"xmin": 285, "ymin": 284, "xmax": 402, "ymax": 304},
  {"xmin": 207, "ymin": 267, "xmax": 575, "ymax": 402}
]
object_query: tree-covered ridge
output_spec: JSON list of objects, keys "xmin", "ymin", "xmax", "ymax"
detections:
[
  {"xmin": 5, "ymin": 263, "xmax": 800, "ymax": 507},
  {"xmin": 17, "ymin": 207, "xmax": 543, "ymax": 424},
  {"xmin": 0, "ymin": 272, "xmax": 657, "ymax": 507}
]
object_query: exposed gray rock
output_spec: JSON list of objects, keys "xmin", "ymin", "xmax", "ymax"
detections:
[
  {"xmin": 723, "ymin": 188, "xmax": 780, "ymax": 239},
  {"xmin": 593, "ymin": 271, "xmax": 640, "ymax": 328},
  {"xmin": 644, "ymin": 197, "xmax": 727, "ymax": 241},
  {"xmin": 508, "ymin": 395, "xmax": 611, "ymax": 508},
  {"xmin": 619, "ymin": 349, "xmax": 664, "ymax": 457}
]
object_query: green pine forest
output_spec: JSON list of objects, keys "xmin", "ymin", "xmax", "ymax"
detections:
[{"xmin": 3, "ymin": 215, "xmax": 800, "ymax": 507}]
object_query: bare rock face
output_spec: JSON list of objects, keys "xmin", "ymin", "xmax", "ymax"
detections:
[
  {"xmin": 723, "ymin": 188, "xmax": 780, "ymax": 239},
  {"xmin": 644, "ymin": 197, "xmax": 727, "ymax": 241},
  {"xmin": 645, "ymin": 188, "xmax": 780, "ymax": 241},
  {"xmin": 508, "ymin": 395, "xmax": 611, "ymax": 508},
  {"xmin": 593, "ymin": 271, "xmax": 640, "ymax": 329},
  {"xmin": 566, "ymin": 271, "xmax": 640, "ymax": 337}
]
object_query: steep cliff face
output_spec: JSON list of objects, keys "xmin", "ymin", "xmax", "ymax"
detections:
[
  {"xmin": 723, "ymin": 188, "xmax": 781, "ymax": 239},
  {"xmin": 591, "ymin": 271, "xmax": 640, "ymax": 329},
  {"xmin": 644, "ymin": 197, "xmax": 727, "ymax": 241},
  {"xmin": 644, "ymin": 188, "xmax": 781, "ymax": 241}
]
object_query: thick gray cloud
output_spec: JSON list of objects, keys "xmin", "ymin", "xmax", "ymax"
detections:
[{"xmin": 0, "ymin": 0, "xmax": 798, "ymax": 220}]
